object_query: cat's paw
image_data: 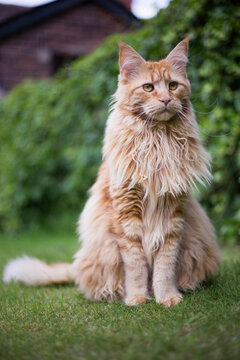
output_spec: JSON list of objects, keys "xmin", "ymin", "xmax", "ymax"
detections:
[
  {"xmin": 156, "ymin": 291, "xmax": 183, "ymax": 307},
  {"xmin": 124, "ymin": 294, "xmax": 151, "ymax": 306}
]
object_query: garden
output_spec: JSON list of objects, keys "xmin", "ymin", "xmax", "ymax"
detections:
[{"xmin": 0, "ymin": 0, "xmax": 239, "ymax": 359}]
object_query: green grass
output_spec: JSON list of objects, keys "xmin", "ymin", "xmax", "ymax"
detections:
[{"xmin": 0, "ymin": 230, "xmax": 239, "ymax": 360}]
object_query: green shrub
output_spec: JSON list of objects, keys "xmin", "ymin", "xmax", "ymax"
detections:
[{"xmin": 0, "ymin": 0, "xmax": 239, "ymax": 243}]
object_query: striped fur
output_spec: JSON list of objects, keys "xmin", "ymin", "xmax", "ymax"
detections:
[
  {"xmin": 4, "ymin": 39, "xmax": 220, "ymax": 306},
  {"xmin": 73, "ymin": 39, "xmax": 220, "ymax": 306}
]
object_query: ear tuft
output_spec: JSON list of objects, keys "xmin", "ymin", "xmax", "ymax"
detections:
[
  {"xmin": 165, "ymin": 38, "xmax": 189, "ymax": 75},
  {"xmin": 118, "ymin": 42, "xmax": 145, "ymax": 80}
]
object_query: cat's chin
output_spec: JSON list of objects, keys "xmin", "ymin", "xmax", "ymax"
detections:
[{"xmin": 153, "ymin": 110, "xmax": 174, "ymax": 122}]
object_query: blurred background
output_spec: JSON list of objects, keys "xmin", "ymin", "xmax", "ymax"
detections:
[{"xmin": 0, "ymin": 0, "xmax": 239, "ymax": 245}]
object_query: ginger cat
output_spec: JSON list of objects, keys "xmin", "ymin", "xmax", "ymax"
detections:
[{"xmin": 3, "ymin": 39, "xmax": 220, "ymax": 306}]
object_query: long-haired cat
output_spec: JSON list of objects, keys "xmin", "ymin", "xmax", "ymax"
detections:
[{"xmin": 3, "ymin": 39, "xmax": 220, "ymax": 306}]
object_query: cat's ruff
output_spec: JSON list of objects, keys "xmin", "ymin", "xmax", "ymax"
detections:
[{"xmin": 3, "ymin": 39, "xmax": 220, "ymax": 307}]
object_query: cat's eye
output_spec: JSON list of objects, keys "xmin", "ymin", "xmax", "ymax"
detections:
[
  {"xmin": 169, "ymin": 82, "xmax": 178, "ymax": 90},
  {"xmin": 143, "ymin": 84, "xmax": 154, "ymax": 92}
]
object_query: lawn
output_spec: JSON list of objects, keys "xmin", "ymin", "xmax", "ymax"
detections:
[{"xmin": 0, "ymin": 230, "xmax": 239, "ymax": 360}]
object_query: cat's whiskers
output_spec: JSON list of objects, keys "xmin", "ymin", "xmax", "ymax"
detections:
[
  {"xmin": 135, "ymin": 111, "xmax": 146, "ymax": 120},
  {"xmin": 145, "ymin": 114, "xmax": 153, "ymax": 129},
  {"xmin": 177, "ymin": 110, "xmax": 192, "ymax": 124}
]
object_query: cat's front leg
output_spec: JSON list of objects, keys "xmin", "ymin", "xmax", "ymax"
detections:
[
  {"xmin": 153, "ymin": 202, "xmax": 184, "ymax": 307},
  {"xmin": 113, "ymin": 184, "xmax": 150, "ymax": 306},
  {"xmin": 118, "ymin": 236, "xmax": 150, "ymax": 306}
]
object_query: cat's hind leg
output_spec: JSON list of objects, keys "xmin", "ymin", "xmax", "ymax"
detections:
[
  {"xmin": 176, "ymin": 197, "xmax": 221, "ymax": 292},
  {"xmin": 72, "ymin": 235, "xmax": 124, "ymax": 302},
  {"xmin": 72, "ymin": 164, "xmax": 124, "ymax": 302}
]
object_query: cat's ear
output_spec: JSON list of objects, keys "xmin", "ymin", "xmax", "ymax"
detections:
[
  {"xmin": 165, "ymin": 38, "xmax": 189, "ymax": 75},
  {"xmin": 118, "ymin": 42, "xmax": 145, "ymax": 80}
]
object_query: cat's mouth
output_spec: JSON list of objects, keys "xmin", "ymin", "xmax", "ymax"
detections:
[
  {"xmin": 136, "ymin": 106, "xmax": 176, "ymax": 123},
  {"xmin": 159, "ymin": 108, "xmax": 169, "ymax": 114}
]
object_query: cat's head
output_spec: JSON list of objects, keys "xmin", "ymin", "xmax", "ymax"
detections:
[{"xmin": 117, "ymin": 39, "xmax": 190, "ymax": 122}]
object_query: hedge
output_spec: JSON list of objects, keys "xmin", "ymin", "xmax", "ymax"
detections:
[{"xmin": 0, "ymin": 0, "xmax": 239, "ymax": 243}]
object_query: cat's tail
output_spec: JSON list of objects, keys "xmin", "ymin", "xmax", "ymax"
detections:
[{"xmin": 3, "ymin": 256, "xmax": 74, "ymax": 286}]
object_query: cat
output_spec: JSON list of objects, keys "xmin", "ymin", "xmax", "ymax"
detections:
[{"xmin": 3, "ymin": 39, "xmax": 220, "ymax": 306}]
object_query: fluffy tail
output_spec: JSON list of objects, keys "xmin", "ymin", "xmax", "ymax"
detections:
[{"xmin": 3, "ymin": 256, "xmax": 74, "ymax": 286}]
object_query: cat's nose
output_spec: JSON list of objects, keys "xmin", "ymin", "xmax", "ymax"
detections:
[{"xmin": 159, "ymin": 98, "xmax": 171, "ymax": 105}]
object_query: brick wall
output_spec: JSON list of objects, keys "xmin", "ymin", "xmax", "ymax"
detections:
[{"xmin": 0, "ymin": 1, "xmax": 133, "ymax": 92}]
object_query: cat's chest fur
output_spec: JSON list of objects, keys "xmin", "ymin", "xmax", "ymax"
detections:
[
  {"xmin": 105, "ymin": 113, "xmax": 210, "ymax": 199},
  {"xmin": 126, "ymin": 125, "xmax": 199, "ymax": 197},
  {"xmin": 135, "ymin": 131, "xmax": 188, "ymax": 262}
]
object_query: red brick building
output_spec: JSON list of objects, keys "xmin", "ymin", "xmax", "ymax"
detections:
[{"xmin": 0, "ymin": 0, "xmax": 139, "ymax": 94}]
